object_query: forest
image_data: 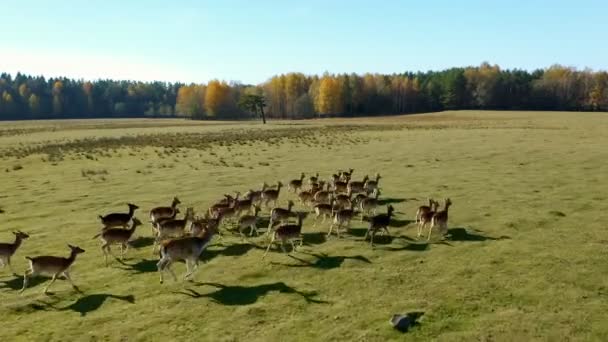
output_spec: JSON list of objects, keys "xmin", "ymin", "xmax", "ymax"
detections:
[{"xmin": 0, "ymin": 63, "xmax": 607, "ymax": 121}]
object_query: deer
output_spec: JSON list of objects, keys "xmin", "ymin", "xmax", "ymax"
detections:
[
  {"xmin": 151, "ymin": 208, "xmax": 180, "ymax": 237},
  {"xmin": 21, "ymin": 244, "xmax": 85, "ymax": 294},
  {"xmin": 262, "ymin": 212, "xmax": 304, "ymax": 258},
  {"xmin": 261, "ymin": 181, "xmax": 283, "ymax": 208},
  {"xmin": 428, "ymin": 198, "xmax": 452, "ymax": 241},
  {"xmin": 93, "ymin": 218, "xmax": 143, "ymax": 266},
  {"xmin": 98, "ymin": 203, "xmax": 139, "ymax": 229},
  {"xmin": 288, "ymin": 173, "xmax": 306, "ymax": 193},
  {"xmin": 328, "ymin": 206, "xmax": 357, "ymax": 238},
  {"xmin": 233, "ymin": 192, "xmax": 254, "ymax": 216},
  {"xmin": 237, "ymin": 205, "xmax": 262, "ymax": 237},
  {"xmin": 417, "ymin": 200, "xmax": 440, "ymax": 239},
  {"xmin": 339, "ymin": 168, "xmax": 354, "ymax": 181},
  {"xmin": 190, "ymin": 214, "xmax": 223, "ymax": 241},
  {"xmin": 0, "ymin": 231, "xmax": 29, "ymax": 275},
  {"xmin": 297, "ymin": 189, "xmax": 315, "ymax": 207},
  {"xmin": 365, "ymin": 205, "xmax": 394, "ymax": 246},
  {"xmin": 149, "ymin": 197, "xmax": 181, "ymax": 235},
  {"xmin": 267, "ymin": 200, "xmax": 295, "ymax": 233},
  {"xmin": 359, "ymin": 188, "xmax": 381, "ymax": 221},
  {"xmin": 307, "ymin": 173, "xmax": 320, "ymax": 187},
  {"xmin": 312, "ymin": 198, "xmax": 335, "ymax": 227},
  {"xmin": 334, "ymin": 190, "xmax": 353, "ymax": 210},
  {"xmin": 415, "ymin": 199, "xmax": 437, "ymax": 224},
  {"xmin": 364, "ymin": 173, "xmax": 382, "ymax": 195},
  {"xmin": 313, "ymin": 182, "xmax": 332, "ymax": 204},
  {"xmin": 347, "ymin": 175, "xmax": 369, "ymax": 194},
  {"xmin": 332, "ymin": 176, "xmax": 349, "ymax": 194},
  {"xmin": 157, "ymin": 222, "xmax": 219, "ymax": 284},
  {"xmin": 152, "ymin": 207, "xmax": 195, "ymax": 253}
]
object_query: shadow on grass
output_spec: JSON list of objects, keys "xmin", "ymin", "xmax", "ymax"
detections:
[
  {"xmin": 378, "ymin": 198, "xmax": 406, "ymax": 205},
  {"xmin": 202, "ymin": 243, "xmax": 262, "ymax": 262},
  {"xmin": 0, "ymin": 275, "xmax": 51, "ymax": 291},
  {"xmin": 302, "ymin": 232, "xmax": 327, "ymax": 245},
  {"xmin": 391, "ymin": 219, "xmax": 415, "ymax": 228},
  {"xmin": 176, "ymin": 282, "xmax": 327, "ymax": 305},
  {"xmin": 129, "ymin": 236, "xmax": 155, "ymax": 248},
  {"xmin": 18, "ymin": 293, "xmax": 135, "ymax": 317},
  {"xmin": 60, "ymin": 294, "xmax": 135, "ymax": 316},
  {"xmin": 446, "ymin": 228, "xmax": 511, "ymax": 242},
  {"xmin": 119, "ymin": 259, "xmax": 158, "ymax": 274},
  {"xmin": 271, "ymin": 253, "xmax": 371, "ymax": 270}
]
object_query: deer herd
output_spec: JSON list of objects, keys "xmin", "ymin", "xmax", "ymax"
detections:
[{"xmin": 0, "ymin": 169, "xmax": 453, "ymax": 293}]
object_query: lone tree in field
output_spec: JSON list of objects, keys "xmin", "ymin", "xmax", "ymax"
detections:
[{"xmin": 239, "ymin": 93, "xmax": 267, "ymax": 124}]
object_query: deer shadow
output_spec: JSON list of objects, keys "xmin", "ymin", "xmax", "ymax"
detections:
[
  {"xmin": 201, "ymin": 243, "xmax": 261, "ymax": 262},
  {"xmin": 20, "ymin": 293, "xmax": 135, "ymax": 317},
  {"xmin": 175, "ymin": 281, "xmax": 327, "ymax": 305},
  {"xmin": 271, "ymin": 252, "xmax": 371, "ymax": 270},
  {"xmin": 60, "ymin": 293, "xmax": 135, "ymax": 316},
  {"xmin": 302, "ymin": 232, "xmax": 327, "ymax": 245},
  {"xmin": 446, "ymin": 228, "xmax": 511, "ymax": 242},
  {"xmin": 0, "ymin": 275, "xmax": 53, "ymax": 291},
  {"xmin": 391, "ymin": 219, "xmax": 415, "ymax": 228},
  {"xmin": 129, "ymin": 236, "xmax": 155, "ymax": 248},
  {"xmin": 377, "ymin": 198, "xmax": 406, "ymax": 205},
  {"xmin": 119, "ymin": 258, "xmax": 158, "ymax": 274}
]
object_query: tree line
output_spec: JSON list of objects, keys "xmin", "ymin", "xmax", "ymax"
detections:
[{"xmin": 1, "ymin": 63, "xmax": 607, "ymax": 121}]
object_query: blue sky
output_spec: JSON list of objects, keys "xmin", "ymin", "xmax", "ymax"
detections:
[{"xmin": 1, "ymin": 0, "xmax": 607, "ymax": 84}]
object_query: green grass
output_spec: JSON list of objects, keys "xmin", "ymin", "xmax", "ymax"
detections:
[{"xmin": 1, "ymin": 111, "xmax": 607, "ymax": 341}]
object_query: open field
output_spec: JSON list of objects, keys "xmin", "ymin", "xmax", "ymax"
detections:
[{"xmin": 1, "ymin": 111, "xmax": 607, "ymax": 341}]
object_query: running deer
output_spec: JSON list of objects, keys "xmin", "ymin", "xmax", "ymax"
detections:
[
  {"xmin": 152, "ymin": 207, "xmax": 195, "ymax": 253},
  {"xmin": 359, "ymin": 188, "xmax": 380, "ymax": 221},
  {"xmin": 288, "ymin": 173, "xmax": 306, "ymax": 193},
  {"xmin": 417, "ymin": 200, "xmax": 439, "ymax": 239},
  {"xmin": 307, "ymin": 173, "xmax": 319, "ymax": 187},
  {"xmin": 237, "ymin": 205, "xmax": 262, "ymax": 237},
  {"xmin": 365, "ymin": 205, "xmax": 394, "ymax": 246},
  {"xmin": 328, "ymin": 206, "xmax": 357, "ymax": 238},
  {"xmin": 157, "ymin": 223, "xmax": 219, "ymax": 284},
  {"xmin": 21, "ymin": 244, "xmax": 85, "ymax": 294},
  {"xmin": 0, "ymin": 231, "xmax": 29, "ymax": 274},
  {"xmin": 267, "ymin": 200, "xmax": 295, "ymax": 232},
  {"xmin": 261, "ymin": 181, "xmax": 283, "ymax": 208},
  {"xmin": 313, "ymin": 198, "xmax": 335, "ymax": 227},
  {"xmin": 262, "ymin": 212, "xmax": 304, "ymax": 258},
  {"xmin": 150, "ymin": 197, "xmax": 181, "ymax": 235},
  {"xmin": 364, "ymin": 173, "xmax": 382, "ymax": 195},
  {"xmin": 415, "ymin": 199, "xmax": 437, "ymax": 224},
  {"xmin": 347, "ymin": 175, "xmax": 369, "ymax": 194},
  {"xmin": 94, "ymin": 218, "xmax": 143, "ymax": 266},
  {"xmin": 99, "ymin": 203, "xmax": 139, "ymax": 228},
  {"xmin": 428, "ymin": 198, "xmax": 452, "ymax": 241}
]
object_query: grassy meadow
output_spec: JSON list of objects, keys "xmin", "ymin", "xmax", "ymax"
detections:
[{"xmin": 1, "ymin": 111, "xmax": 607, "ymax": 341}]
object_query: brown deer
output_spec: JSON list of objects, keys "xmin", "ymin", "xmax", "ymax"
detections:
[
  {"xmin": 428, "ymin": 198, "xmax": 452, "ymax": 241},
  {"xmin": 21, "ymin": 245, "xmax": 86, "ymax": 294},
  {"xmin": 365, "ymin": 205, "xmax": 394, "ymax": 246},
  {"xmin": 94, "ymin": 218, "xmax": 143, "ymax": 266},
  {"xmin": 262, "ymin": 213, "xmax": 304, "ymax": 258},
  {"xmin": 288, "ymin": 173, "xmax": 306, "ymax": 193},
  {"xmin": 0, "ymin": 231, "xmax": 29, "ymax": 274},
  {"xmin": 99, "ymin": 203, "xmax": 139, "ymax": 228},
  {"xmin": 157, "ymin": 223, "xmax": 219, "ymax": 284}
]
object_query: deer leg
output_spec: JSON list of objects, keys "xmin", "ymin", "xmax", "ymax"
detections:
[
  {"xmin": 43, "ymin": 274, "xmax": 58, "ymax": 294},
  {"xmin": 427, "ymin": 224, "xmax": 434, "ymax": 241},
  {"xmin": 20, "ymin": 269, "xmax": 33, "ymax": 293},
  {"xmin": 262, "ymin": 235, "xmax": 276, "ymax": 259},
  {"xmin": 6, "ymin": 257, "xmax": 16, "ymax": 275},
  {"xmin": 102, "ymin": 243, "xmax": 110, "ymax": 266},
  {"xmin": 166, "ymin": 262, "xmax": 178, "ymax": 282},
  {"xmin": 279, "ymin": 239, "xmax": 287, "ymax": 253},
  {"xmin": 63, "ymin": 271, "xmax": 79, "ymax": 292}
]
